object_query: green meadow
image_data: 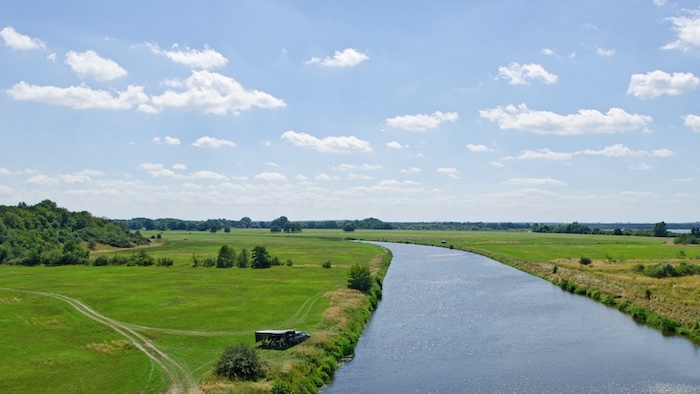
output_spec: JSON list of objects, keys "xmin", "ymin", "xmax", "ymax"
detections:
[{"xmin": 0, "ymin": 230, "xmax": 385, "ymax": 393}]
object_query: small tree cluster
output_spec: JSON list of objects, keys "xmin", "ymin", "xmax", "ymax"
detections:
[
  {"xmin": 347, "ymin": 262, "xmax": 372, "ymax": 293},
  {"xmin": 215, "ymin": 343, "xmax": 264, "ymax": 381}
]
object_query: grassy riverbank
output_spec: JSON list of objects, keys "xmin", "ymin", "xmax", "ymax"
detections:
[
  {"xmin": 339, "ymin": 229, "xmax": 700, "ymax": 344},
  {"xmin": 0, "ymin": 230, "xmax": 389, "ymax": 393}
]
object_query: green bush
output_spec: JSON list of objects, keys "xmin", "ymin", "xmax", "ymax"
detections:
[
  {"xmin": 215, "ymin": 343, "xmax": 264, "ymax": 381},
  {"xmin": 347, "ymin": 262, "xmax": 372, "ymax": 293}
]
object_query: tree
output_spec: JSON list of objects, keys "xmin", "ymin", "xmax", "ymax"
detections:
[
  {"xmin": 217, "ymin": 245, "xmax": 236, "ymax": 268},
  {"xmin": 215, "ymin": 343, "xmax": 264, "ymax": 380},
  {"xmin": 653, "ymin": 221, "xmax": 668, "ymax": 237},
  {"xmin": 237, "ymin": 248, "xmax": 249, "ymax": 268},
  {"xmin": 251, "ymin": 246, "xmax": 271, "ymax": 269},
  {"xmin": 347, "ymin": 262, "xmax": 372, "ymax": 293}
]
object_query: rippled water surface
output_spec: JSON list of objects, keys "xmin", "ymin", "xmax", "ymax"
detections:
[{"xmin": 323, "ymin": 242, "xmax": 700, "ymax": 394}]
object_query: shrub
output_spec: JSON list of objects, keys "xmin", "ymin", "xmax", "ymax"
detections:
[
  {"xmin": 347, "ymin": 262, "xmax": 372, "ymax": 293},
  {"xmin": 215, "ymin": 343, "xmax": 264, "ymax": 381}
]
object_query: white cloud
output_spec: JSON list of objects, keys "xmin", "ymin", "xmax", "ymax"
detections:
[
  {"xmin": 0, "ymin": 26, "xmax": 45, "ymax": 50},
  {"xmin": 315, "ymin": 173, "xmax": 339, "ymax": 181},
  {"xmin": 255, "ymin": 172, "xmax": 287, "ymax": 181},
  {"xmin": 514, "ymin": 148, "xmax": 574, "ymax": 161},
  {"xmin": 148, "ymin": 70, "xmax": 285, "ymax": 115},
  {"xmin": 7, "ymin": 82, "xmax": 149, "ymax": 110},
  {"xmin": 629, "ymin": 163, "xmax": 652, "ymax": 171},
  {"xmin": 192, "ymin": 136, "xmax": 236, "ymax": 148},
  {"xmin": 386, "ymin": 141, "xmax": 408, "ymax": 149},
  {"xmin": 503, "ymin": 177, "xmax": 566, "ymax": 186},
  {"xmin": 281, "ymin": 130, "xmax": 372, "ymax": 153},
  {"xmin": 596, "ymin": 47, "xmax": 615, "ymax": 57},
  {"xmin": 191, "ymin": 171, "xmax": 228, "ymax": 180},
  {"xmin": 332, "ymin": 163, "xmax": 381, "ymax": 171},
  {"xmin": 683, "ymin": 114, "xmax": 700, "ymax": 132},
  {"xmin": 153, "ymin": 136, "xmax": 181, "ymax": 145},
  {"xmin": 306, "ymin": 48, "xmax": 369, "ymax": 68},
  {"xmin": 581, "ymin": 144, "xmax": 673, "ymax": 157},
  {"xmin": 466, "ymin": 144, "xmax": 493, "ymax": 152},
  {"xmin": 479, "ymin": 103, "xmax": 652, "ymax": 135},
  {"xmin": 65, "ymin": 50, "xmax": 127, "ymax": 81},
  {"xmin": 436, "ymin": 167, "xmax": 460, "ymax": 179},
  {"xmin": 627, "ymin": 70, "xmax": 699, "ymax": 99},
  {"xmin": 146, "ymin": 42, "xmax": 228, "ymax": 69},
  {"xmin": 663, "ymin": 10, "xmax": 700, "ymax": 51},
  {"xmin": 497, "ymin": 63, "xmax": 558, "ymax": 85},
  {"xmin": 386, "ymin": 111, "xmax": 459, "ymax": 132},
  {"xmin": 401, "ymin": 167, "xmax": 421, "ymax": 174}
]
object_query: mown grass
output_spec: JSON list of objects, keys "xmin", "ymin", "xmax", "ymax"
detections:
[
  {"xmin": 0, "ymin": 229, "xmax": 386, "ymax": 393},
  {"xmin": 0, "ymin": 289, "xmax": 164, "ymax": 394}
]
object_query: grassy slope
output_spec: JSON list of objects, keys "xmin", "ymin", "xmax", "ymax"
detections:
[{"xmin": 0, "ymin": 230, "xmax": 384, "ymax": 393}]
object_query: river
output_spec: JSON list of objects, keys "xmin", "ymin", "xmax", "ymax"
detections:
[{"xmin": 322, "ymin": 242, "xmax": 700, "ymax": 394}]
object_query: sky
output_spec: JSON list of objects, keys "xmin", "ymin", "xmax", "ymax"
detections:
[{"xmin": 1, "ymin": 0, "xmax": 700, "ymax": 223}]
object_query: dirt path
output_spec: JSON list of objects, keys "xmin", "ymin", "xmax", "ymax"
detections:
[{"xmin": 0, "ymin": 287, "xmax": 199, "ymax": 394}]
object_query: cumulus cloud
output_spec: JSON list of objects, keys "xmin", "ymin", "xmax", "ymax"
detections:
[
  {"xmin": 281, "ymin": 130, "xmax": 372, "ymax": 153},
  {"xmin": 479, "ymin": 104, "xmax": 652, "ymax": 135},
  {"xmin": 146, "ymin": 42, "xmax": 228, "ymax": 69},
  {"xmin": 386, "ymin": 111, "xmax": 459, "ymax": 132},
  {"xmin": 386, "ymin": 141, "xmax": 408, "ymax": 149},
  {"xmin": 466, "ymin": 144, "xmax": 493, "ymax": 152},
  {"xmin": 581, "ymin": 144, "xmax": 672, "ymax": 157},
  {"xmin": 332, "ymin": 163, "xmax": 381, "ymax": 171},
  {"xmin": 192, "ymin": 136, "xmax": 236, "ymax": 148},
  {"xmin": 596, "ymin": 47, "xmax": 615, "ymax": 57},
  {"xmin": 65, "ymin": 50, "xmax": 127, "ymax": 81},
  {"xmin": 153, "ymin": 136, "xmax": 181, "ymax": 145},
  {"xmin": 503, "ymin": 177, "xmax": 566, "ymax": 186},
  {"xmin": 7, "ymin": 81, "xmax": 149, "ymax": 110},
  {"xmin": 627, "ymin": 70, "xmax": 699, "ymax": 99},
  {"xmin": 148, "ymin": 70, "xmax": 285, "ymax": 115},
  {"xmin": 0, "ymin": 26, "xmax": 45, "ymax": 50},
  {"xmin": 436, "ymin": 167, "xmax": 460, "ymax": 179},
  {"xmin": 306, "ymin": 48, "xmax": 369, "ymax": 68},
  {"xmin": 663, "ymin": 10, "xmax": 700, "ymax": 51},
  {"xmin": 512, "ymin": 148, "xmax": 574, "ymax": 161},
  {"xmin": 683, "ymin": 114, "xmax": 700, "ymax": 132},
  {"xmin": 497, "ymin": 63, "xmax": 558, "ymax": 85},
  {"xmin": 255, "ymin": 172, "xmax": 287, "ymax": 181}
]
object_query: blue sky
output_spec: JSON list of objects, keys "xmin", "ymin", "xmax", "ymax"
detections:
[{"xmin": 1, "ymin": 0, "xmax": 699, "ymax": 223}]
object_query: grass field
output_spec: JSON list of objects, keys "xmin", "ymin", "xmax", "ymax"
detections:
[
  {"xmin": 0, "ymin": 230, "xmax": 385, "ymax": 393},
  {"xmin": 2, "ymin": 228, "xmax": 699, "ymax": 393}
]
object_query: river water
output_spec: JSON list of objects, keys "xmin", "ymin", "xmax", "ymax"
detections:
[{"xmin": 322, "ymin": 242, "xmax": 700, "ymax": 394}]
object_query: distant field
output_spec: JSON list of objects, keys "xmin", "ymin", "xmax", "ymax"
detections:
[{"xmin": 0, "ymin": 230, "xmax": 384, "ymax": 393}]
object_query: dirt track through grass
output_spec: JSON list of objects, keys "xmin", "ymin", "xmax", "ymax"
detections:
[{"xmin": 0, "ymin": 287, "xmax": 198, "ymax": 394}]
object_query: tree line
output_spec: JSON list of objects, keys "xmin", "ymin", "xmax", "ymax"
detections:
[{"xmin": 0, "ymin": 200, "xmax": 148, "ymax": 266}]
